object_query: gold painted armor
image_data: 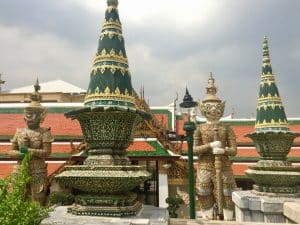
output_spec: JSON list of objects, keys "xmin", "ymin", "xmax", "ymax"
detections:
[
  {"xmin": 8, "ymin": 80, "xmax": 53, "ymax": 205},
  {"xmin": 9, "ymin": 128, "xmax": 53, "ymax": 205},
  {"xmin": 194, "ymin": 73, "xmax": 237, "ymax": 215},
  {"xmin": 194, "ymin": 123, "xmax": 237, "ymax": 210}
]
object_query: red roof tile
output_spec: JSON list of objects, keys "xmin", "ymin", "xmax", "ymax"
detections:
[
  {"xmin": 154, "ymin": 114, "xmax": 169, "ymax": 128},
  {"xmin": 1, "ymin": 144, "xmax": 73, "ymax": 154},
  {"xmin": 0, "ymin": 114, "xmax": 82, "ymax": 136},
  {"xmin": 0, "ymin": 162, "xmax": 65, "ymax": 179},
  {"xmin": 127, "ymin": 141, "xmax": 154, "ymax": 152},
  {"xmin": 232, "ymin": 164, "xmax": 250, "ymax": 176},
  {"xmin": 51, "ymin": 145, "xmax": 72, "ymax": 154},
  {"xmin": 0, "ymin": 164, "xmax": 14, "ymax": 179},
  {"xmin": 0, "ymin": 145, "xmax": 10, "ymax": 154},
  {"xmin": 47, "ymin": 163, "xmax": 64, "ymax": 177},
  {"xmin": 232, "ymin": 126, "xmax": 254, "ymax": 143},
  {"xmin": 236, "ymin": 148, "xmax": 259, "ymax": 157},
  {"xmin": 176, "ymin": 120, "xmax": 185, "ymax": 136},
  {"xmin": 181, "ymin": 142, "xmax": 188, "ymax": 150}
]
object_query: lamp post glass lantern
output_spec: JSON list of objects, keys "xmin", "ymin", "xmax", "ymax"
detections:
[{"xmin": 180, "ymin": 88, "xmax": 197, "ymax": 219}]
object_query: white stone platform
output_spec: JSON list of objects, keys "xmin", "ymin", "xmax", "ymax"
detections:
[
  {"xmin": 41, "ymin": 205, "xmax": 168, "ymax": 225},
  {"xmin": 232, "ymin": 190, "xmax": 300, "ymax": 223}
]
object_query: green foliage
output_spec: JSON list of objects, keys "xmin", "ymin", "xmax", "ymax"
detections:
[
  {"xmin": 49, "ymin": 192, "xmax": 74, "ymax": 205},
  {"xmin": 165, "ymin": 195, "xmax": 183, "ymax": 218},
  {"xmin": 0, "ymin": 154, "xmax": 49, "ymax": 225}
]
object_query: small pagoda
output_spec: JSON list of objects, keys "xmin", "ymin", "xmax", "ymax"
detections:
[
  {"xmin": 55, "ymin": 0, "xmax": 151, "ymax": 216},
  {"xmin": 245, "ymin": 36, "xmax": 300, "ymax": 194}
]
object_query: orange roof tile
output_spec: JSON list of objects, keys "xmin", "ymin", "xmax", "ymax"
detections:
[
  {"xmin": 127, "ymin": 141, "xmax": 154, "ymax": 152},
  {"xmin": 0, "ymin": 164, "xmax": 14, "ymax": 179},
  {"xmin": 236, "ymin": 148, "xmax": 259, "ymax": 157},
  {"xmin": 232, "ymin": 126, "xmax": 254, "ymax": 143},
  {"xmin": 0, "ymin": 114, "xmax": 82, "ymax": 136},
  {"xmin": 176, "ymin": 120, "xmax": 185, "ymax": 136},
  {"xmin": 47, "ymin": 163, "xmax": 64, "ymax": 177},
  {"xmin": 154, "ymin": 114, "xmax": 169, "ymax": 128},
  {"xmin": 232, "ymin": 164, "xmax": 250, "ymax": 176},
  {"xmin": 0, "ymin": 145, "xmax": 10, "ymax": 154},
  {"xmin": 0, "ymin": 162, "xmax": 65, "ymax": 179},
  {"xmin": 1, "ymin": 144, "xmax": 73, "ymax": 154}
]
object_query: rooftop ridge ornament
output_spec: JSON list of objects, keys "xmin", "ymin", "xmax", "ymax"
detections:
[{"xmin": 255, "ymin": 36, "xmax": 288, "ymax": 132}]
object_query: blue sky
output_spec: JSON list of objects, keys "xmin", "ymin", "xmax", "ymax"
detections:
[{"xmin": 0, "ymin": 0, "xmax": 299, "ymax": 117}]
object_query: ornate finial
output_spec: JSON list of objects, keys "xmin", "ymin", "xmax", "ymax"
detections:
[
  {"xmin": 255, "ymin": 37, "xmax": 288, "ymax": 132},
  {"xmin": 262, "ymin": 36, "xmax": 271, "ymax": 72},
  {"xmin": 34, "ymin": 78, "xmax": 40, "ymax": 93},
  {"xmin": 26, "ymin": 79, "xmax": 44, "ymax": 113},
  {"xmin": 202, "ymin": 72, "xmax": 221, "ymax": 103},
  {"xmin": 180, "ymin": 87, "xmax": 197, "ymax": 108},
  {"xmin": 107, "ymin": 0, "xmax": 118, "ymax": 7}
]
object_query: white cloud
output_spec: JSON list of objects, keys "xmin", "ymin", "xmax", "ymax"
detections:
[
  {"xmin": 1, "ymin": 0, "xmax": 300, "ymax": 117},
  {"xmin": 69, "ymin": 0, "xmax": 224, "ymax": 29},
  {"xmin": 0, "ymin": 25, "xmax": 91, "ymax": 90}
]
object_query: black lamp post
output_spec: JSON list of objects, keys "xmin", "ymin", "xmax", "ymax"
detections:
[{"xmin": 179, "ymin": 88, "xmax": 197, "ymax": 219}]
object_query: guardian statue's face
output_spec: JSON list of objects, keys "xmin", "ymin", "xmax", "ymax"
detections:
[
  {"xmin": 24, "ymin": 110, "xmax": 42, "ymax": 130},
  {"xmin": 200, "ymin": 101, "xmax": 225, "ymax": 123}
]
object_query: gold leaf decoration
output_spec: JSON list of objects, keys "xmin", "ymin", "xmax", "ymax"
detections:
[
  {"xmin": 115, "ymin": 87, "xmax": 121, "ymax": 95},
  {"xmin": 104, "ymin": 86, "xmax": 111, "ymax": 94},
  {"xmin": 110, "ymin": 49, "xmax": 116, "ymax": 55},
  {"xmin": 110, "ymin": 67, "xmax": 116, "ymax": 74}
]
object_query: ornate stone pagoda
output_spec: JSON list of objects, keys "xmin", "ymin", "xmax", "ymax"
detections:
[
  {"xmin": 55, "ymin": 0, "xmax": 151, "ymax": 217},
  {"xmin": 245, "ymin": 36, "xmax": 300, "ymax": 194}
]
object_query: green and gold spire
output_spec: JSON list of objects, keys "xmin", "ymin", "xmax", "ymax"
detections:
[
  {"xmin": 255, "ymin": 36, "xmax": 288, "ymax": 132},
  {"xmin": 84, "ymin": 0, "xmax": 135, "ymax": 108}
]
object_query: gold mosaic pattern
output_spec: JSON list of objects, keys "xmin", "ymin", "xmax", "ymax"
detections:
[
  {"xmin": 84, "ymin": 87, "xmax": 135, "ymax": 106},
  {"xmin": 93, "ymin": 49, "xmax": 128, "ymax": 67}
]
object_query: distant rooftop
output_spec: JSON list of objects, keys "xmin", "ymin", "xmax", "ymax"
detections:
[{"xmin": 8, "ymin": 80, "xmax": 86, "ymax": 94}]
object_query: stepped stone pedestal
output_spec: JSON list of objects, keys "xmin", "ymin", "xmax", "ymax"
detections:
[
  {"xmin": 232, "ymin": 190, "xmax": 300, "ymax": 223},
  {"xmin": 41, "ymin": 205, "xmax": 168, "ymax": 225}
]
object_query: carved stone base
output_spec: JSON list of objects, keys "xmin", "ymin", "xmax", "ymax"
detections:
[
  {"xmin": 75, "ymin": 192, "xmax": 138, "ymax": 207},
  {"xmin": 67, "ymin": 200, "xmax": 142, "ymax": 217},
  {"xmin": 41, "ymin": 205, "xmax": 169, "ymax": 225},
  {"xmin": 233, "ymin": 190, "xmax": 300, "ymax": 223}
]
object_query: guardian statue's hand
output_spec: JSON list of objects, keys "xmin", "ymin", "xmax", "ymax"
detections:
[
  {"xmin": 212, "ymin": 147, "xmax": 225, "ymax": 155},
  {"xmin": 209, "ymin": 141, "xmax": 221, "ymax": 148}
]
